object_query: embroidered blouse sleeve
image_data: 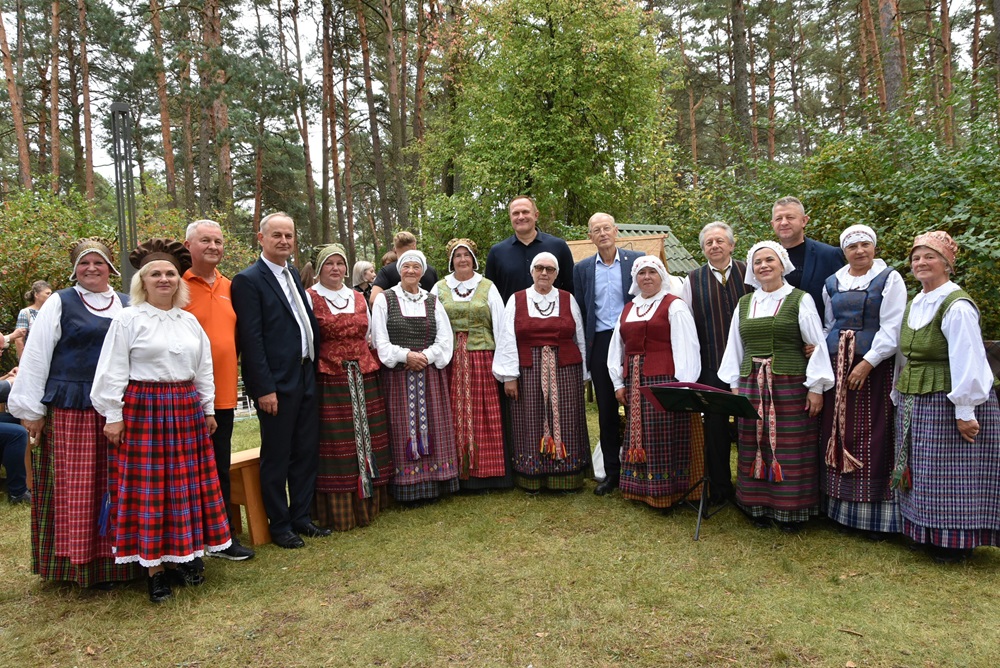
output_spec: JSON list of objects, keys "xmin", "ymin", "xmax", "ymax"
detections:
[
  {"xmin": 863, "ymin": 270, "xmax": 906, "ymax": 368},
  {"xmin": 669, "ymin": 299, "xmax": 701, "ymax": 383},
  {"xmin": 492, "ymin": 296, "xmax": 520, "ymax": 381},
  {"xmin": 942, "ymin": 299, "xmax": 994, "ymax": 421},
  {"xmin": 799, "ymin": 293, "xmax": 835, "ymax": 393}
]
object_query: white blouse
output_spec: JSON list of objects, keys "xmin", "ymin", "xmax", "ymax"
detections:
[
  {"xmin": 892, "ymin": 281, "xmax": 994, "ymax": 421},
  {"xmin": 370, "ymin": 284, "xmax": 454, "ymax": 369},
  {"xmin": 91, "ymin": 302, "xmax": 215, "ymax": 424},
  {"xmin": 821, "ymin": 259, "xmax": 906, "ymax": 367},
  {"xmin": 492, "ymin": 287, "xmax": 589, "ymax": 382},
  {"xmin": 717, "ymin": 283, "xmax": 835, "ymax": 393},
  {"xmin": 430, "ymin": 272, "xmax": 506, "ymax": 345},
  {"xmin": 7, "ymin": 286, "xmax": 126, "ymax": 422},
  {"xmin": 307, "ymin": 283, "xmax": 371, "ymax": 342},
  {"xmin": 608, "ymin": 292, "xmax": 702, "ymax": 390}
]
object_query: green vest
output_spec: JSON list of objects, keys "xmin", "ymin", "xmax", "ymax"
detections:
[
  {"xmin": 435, "ymin": 277, "xmax": 496, "ymax": 351},
  {"xmin": 738, "ymin": 288, "xmax": 808, "ymax": 376},
  {"xmin": 895, "ymin": 289, "xmax": 976, "ymax": 395}
]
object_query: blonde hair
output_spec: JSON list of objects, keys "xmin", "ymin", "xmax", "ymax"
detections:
[{"xmin": 130, "ymin": 261, "xmax": 190, "ymax": 308}]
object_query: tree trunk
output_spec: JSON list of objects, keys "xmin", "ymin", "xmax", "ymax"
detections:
[
  {"xmin": 67, "ymin": 28, "xmax": 83, "ymax": 189},
  {"xmin": 766, "ymin": 13, "xmax": 776, "ymax": 161},
  {"xmin": 321, "ymin": 0, "xmax": 332, "ymax": 245},
  {"xmin": 940, "ymin": 0, "xmax": 954, "ymax": 147},
  {"xmin": 748, "ymin": 20, "xmax": 759, "ymax": 153},
  {"xmin": 382, "ymin": 0, "xmax": 408, "ymax": 231},
  {"xmin": 877, "ymin": 0, "xmax": 905, "ymax": 114},
  {"xmin": 289, "ymin": 0, "xmax": 319, "ymax": 241},
  {"xmin": 357, "ymin": 2, "xmax": 393, "ymax": 245},
  {"xmin": 178, "ymin": 11, "xmax": 197, "ymax": 214},
  {"xmin": 49, "ymin": 0, "xmax": 60, "ymax": 193},
  {"xmin": 730, "ymin": 0, "xmax": 751, "ymax": 152},
  {"xmin": 0, "ymin": 9, "xmax": 33, "ymax": 188},
  {"xmin": 413, "ymin": 1, "xmax": 428, "ymax": 143},
  {"xmin": 860, "ymin": 0, "xmax": 887, "ymax": 112},
  {"xmin": 970, "ymin": 0, "xmax": 981, "ymax": 120},
  {"xmin": 341, "ymin": 35, "xmax": 356, "ymax": 263},
  {"xmin": 253, "ymin": 1, "xmax": 266, "ymax": 240},
  {"xmin": 203, "ymin": 0, "xmax": 231, "ymax": 206},
  {"xmin": 323, "ymin": 3, "xmax": 346, "ymax": 251},
  {"xmin": 993, "ymin": 0, "xmax": 1000, "ymax": 128},
  {"xmin": 150, "ymin": 0, "xmax": 178, "ymax": 205}
]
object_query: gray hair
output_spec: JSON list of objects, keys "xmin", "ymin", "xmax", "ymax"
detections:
[
  {"xmin": 260, "ymin": 212, "xmax": 292, "ymax": 235},
  {"xmin": 698, "ymin": 221, "xmax": 735, "ymax": 248},
  {"xmin": 352, "ymin": 260, "xmax": 374, "ymax": 286},
  {"xmin": 185, "ymin": 219, "xmax": 223, "ymax": 241},
  {"xmin": 772, "ymin": 196, "xmax": 806, "ymax": 216}
]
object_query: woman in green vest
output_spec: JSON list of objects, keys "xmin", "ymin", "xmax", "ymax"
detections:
[
  {"xmin": 718, "ymin": 240, "xmax": 835, "ymax": 532},
  {"xmin": 892, "ymin": 230, "xmax": 1000, "ymax": 563},
  {"xmin": 432, "ymin": 238, "xmax": 510, "ymax": 489}
]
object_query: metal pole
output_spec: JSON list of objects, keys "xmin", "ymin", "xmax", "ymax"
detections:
[{"xmin": 110, "ymin": 102, "xmax": 138, "ymax": 287}]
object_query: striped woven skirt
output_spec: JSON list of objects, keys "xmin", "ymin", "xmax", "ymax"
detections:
[
  {"xmin": 736, "ymin": 364, "xmax": 820, "ymax": 522},
  {"xmin": 895, "ymin": 390, "xmax": 1000, "ymax": 549},
  {"xmin": 382, "ymin": 365, "xmax": 460, "ymax": 502},
  {"xmin": 30, "ymin": 409, "xmax": 140, "ymax": 587},
  {"xmin": 111, "ymin": 381, "xmax": 231, "ymax": 567},
  {"xmin": 312, "ymin": 370, "xmax": 393, "ymax": 531},
  {"xmin": 509, "ymin": 348, "xmax": 590, "ymax": 491},
  {"xmin": 620, "ymin": 360, "xmax": 705, "ymax": 508},
  {"xmin": 820, "ymin": 358, "xmax": 900, "ymax": 533},
  {"xmin": 448, "ymin": 335, "xmax": 509, "ymax": 489}
]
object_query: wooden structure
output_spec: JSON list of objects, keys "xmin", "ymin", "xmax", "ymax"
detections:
[
  {"xmin": 228, "ymin": 447, "xmax": 271, "ymax": 546},
  {"xmin": 566, "ymin": 224, "xmax": 700, "ymax": 275}
]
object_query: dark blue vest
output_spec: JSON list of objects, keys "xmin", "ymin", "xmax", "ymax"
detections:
[
  {"xmin": 42, "ymin": 288, "xmax": 129, "ymax": 410},
  {"xmin": 824, "ymin": 267, "xmax": 892, "ymax": 357}
]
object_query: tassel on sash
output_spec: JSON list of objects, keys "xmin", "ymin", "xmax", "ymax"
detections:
[
  {"xmin": 345, "ymin": 360, "xmax": 378, "ymax": 499},
  {"xmin": 538, "ymin": 345, "xmax": 567, "ymax": 460},
  {"xmin": 825, "ymin": 330, "xmax": 864, "ymax": 474}
]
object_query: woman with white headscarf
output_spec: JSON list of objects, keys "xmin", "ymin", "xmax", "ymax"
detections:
[
  {"xmin": 371, "ymin": 249, "xmax": 459, "ymax": 502},
  {"xmin": 820, "ymin": 225, "xmax": 907, "ymax": 538},
  {"xmin": 493, "ymin": 252, "xmax": 590, "ymax": 492},
  {"xmin": 432, "ymin": 238, "xmax": 509, "ymax": 489},
  {"xmin": 608, "ymin": 256, "xmax": 703, "ymax": 509},
  {"xmin": 718, "ymin": 241, "xmax": 834, "ymax": 532}
]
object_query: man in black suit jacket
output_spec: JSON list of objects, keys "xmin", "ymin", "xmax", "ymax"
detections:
[
  {"xmin": 572, "ymin": 213, "xmax": 644, "ymax": 495},
  {"xmin": 231, "ymin": 212, "xmax": 329, "ymax": 549},
  {"xmin": 771, "ymin": 196, "xmax": 844, "ymax": 308}
]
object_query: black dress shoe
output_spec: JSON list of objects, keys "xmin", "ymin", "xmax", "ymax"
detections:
[
  {"xmin": 777, "ymin": 521, "xmax": 803, "ymax": 534},
  {"xmin": 147, "ymin": 571, "xmax": 172, "ymax": 603},
  {"xmin": 166, "ymin": 563, "xmax": 206, "ymax": 587},
  {"xmin": 272, "ymin": 531, "xmax": 306, "ymax": 549},
  {"xmin": 594, "ymin": 478, "xmax": 619, "ymax": 496},
  {"xmin": 292, "ymin": 521, "xmax": 332, "ymax": 537}
]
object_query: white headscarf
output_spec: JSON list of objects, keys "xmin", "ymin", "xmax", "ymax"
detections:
[
  {"xmin": 396, "ymin": 249, "xmax": 427, "ymax": 277},
  {"xmin": 744, "ymin": 241, "xmax": 795, "ymax": 289},
  {"xmin": 839, "ymin": 224, "xmax": 877, "ymax": 250},
  {"xmin": 628, "ymin": 256, "xmax": 669, "ymax": 297},
  {"xmin": 529, "ymin": 252, "xmax": 559, "ymax": 274}
]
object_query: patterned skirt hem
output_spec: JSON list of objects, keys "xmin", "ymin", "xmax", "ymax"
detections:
[
  {"xmin": 622, "ymin": 488, "xmax": 699, "ymax": 509},
  {"xmin": 825, "ymin": 496, "xmax": 901, "ymax": 533},
  {"xmin": 391, "ymin": 478, "xmax": 460, "ymax": 502},
  {"xmin": 113, "ymin": 540, "xmax": 231, "ymax": 568},
  {"xmin": 739, "ymin": 504, "xmax": 818, "ymax": 523},
  {"xmin": 459, "ymin": 475, "xmax": 515, "ymax": 491},
  {"xmin": 902, "ymin": 519, "xmax": 1000, "ymax": 549},
  {"xmin": 515, "ymin": 472, "xmax": 585, "ymax": 491}
]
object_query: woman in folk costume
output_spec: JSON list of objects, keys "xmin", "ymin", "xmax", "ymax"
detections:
[
  {"xmin": 91, "ymin": 239, "xmax": 231, "ymax": 603},
  {"xmin": 371, "ymin": 249, "xmax": 460, "ymax": 502},
  {"xmin": 431, "ymin": 238, "xmax": 510, "ymax": 489},
  {"xmin": 820, "ymin": 225, "xmax": 907, "ymax": 538},
  {"xmin": 892, "ymin": 231, "xmax": 1000, "ymax": 563},
  {"xmin": 8, "ymin": 238, "xmax": 142, "ymax": 589},
  {"xmin": 492, "ymin": 252, "xmax": 590, "ymax": 492},
  {"xmin": 718, "ymin": 241, "xmax": 834, "ymax": 532},
  {"xmin": 608, "ymin": 256, "xmax": 703, "ymax": 509},
  {"xmin": 306, "ymin": 244, "xmax": 393, "ymax": 529}
]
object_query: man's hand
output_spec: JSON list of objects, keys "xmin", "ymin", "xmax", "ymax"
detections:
[
  {"xmin": 206, "ymin": 416, "xmax": 218, "ymax": 435},
  {"xmin": 258, "ymin": 392, "xmax": 279, "ymax": 415}
]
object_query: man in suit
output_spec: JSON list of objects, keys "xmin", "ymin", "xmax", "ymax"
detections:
[
  {"xmin": 231, "ymin": 212, "xmax": 330, "ymax": 549},
  {"xmin": 681, "ymin": 222, "xmax": 748, "ymax": 503},
  {"xmin": 572, "ymin": 213, "xmax": 644, "ymax": 495},
  {"xmin": 771, "ymin": 196, "xmax": 844, "ymax": 308}
]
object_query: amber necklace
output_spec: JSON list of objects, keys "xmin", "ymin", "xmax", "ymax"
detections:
[
  {"xmin": 79, "ymin": 292, "xmax": 116, "ymax": 312},
  {"xmin": 324, "ymin": 295, "xmax": 350, "ymax": 311},
  {"xmin": 635, "ymin": 297, "xmax": 661, "ymax": 318},
  {"xmin": 532, "ymin": 297, "xmax": 556, "ymax": 316}
]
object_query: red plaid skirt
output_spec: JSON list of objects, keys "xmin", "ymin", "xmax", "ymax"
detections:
[
  {"xmin": 447, "ymin": 338, "xmax": 506, "ymax": 479},
  {"xmin": 111, "ymin": 381, "xmax": 231, "ymax": 566}
]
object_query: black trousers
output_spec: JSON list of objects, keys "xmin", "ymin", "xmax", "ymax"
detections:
[
  {"xmin": 211, "ymin": 408, "xmax": 235, "ymax": 530},
  {"xmin": 699, "ymin": 370, "xmax": 735, "ymax": 500},
  {"xmin": 590, "ymin": 330, "xmax": 622, "ymax": 481},
  {"xmin": 256, "ymin": 362, "xmax": 319, "ymax": 534}
]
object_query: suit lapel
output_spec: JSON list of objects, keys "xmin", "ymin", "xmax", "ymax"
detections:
[
  {"xmin": 257, "ymin": 259, "xmax": 295, "ymax": 318},
  {"xmin": 799, "ymin": 239, "xmax": 816, "ymax": 291}
]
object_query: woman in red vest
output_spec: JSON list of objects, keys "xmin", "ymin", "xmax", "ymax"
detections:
[
  {"xmin": 492, "ymin": 252, "xmax": 590, "ymax": 492},
  {"xmin": 608, "ymin": 256, "xmax": 703, "ymax": 509}
]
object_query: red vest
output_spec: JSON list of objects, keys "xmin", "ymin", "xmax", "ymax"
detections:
[
  {"xmin": 309, "ymin": 289, "xmax": 380, "ymax": 376},
  {"xmin": 513, "ymin": 290, "xmax": 583, "ymax": 367},
  {"xmin": 620, "ymin": 295, "xmax": 676, "ymax": 379}
]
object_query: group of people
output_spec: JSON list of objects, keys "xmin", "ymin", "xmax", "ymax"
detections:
[{"xmin": 3, "ymin": 195, "xmax": 998, "ymax": 607}]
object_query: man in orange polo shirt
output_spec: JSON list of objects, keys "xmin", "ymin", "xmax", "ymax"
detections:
[{"xmin": 184, "ymin": 219, "xmax": 255, "ymax": 561}]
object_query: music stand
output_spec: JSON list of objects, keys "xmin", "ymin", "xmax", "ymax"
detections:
[{"xmin": 640, "ymin": 382, "xmax": 759, "ymax": 540}]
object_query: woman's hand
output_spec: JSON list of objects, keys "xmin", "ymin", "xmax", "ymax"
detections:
[
  {"xmin": 22, "ymin": 418, "xmax": 45, "ymax": 443},
  {"xmin": 104, "ymin": 421, "xmax": 125, "ymax": 446},
  {"xmin": 847, "ymin": 360, "xmax": 874, "ymax": 390},
  {"xmin": 957, "ymin": 418, "xmax": 980, "ymax": 443},
  {"xmin": 504, "ymin": 380, "xmax": 519, "ymax": 401},
  {"xmin": 206, "ymin": 416, "xmax": 218, "ymax": 435},
  {"xmin": 802, "ymin": 344, "xmax": 816, "ymax": 358},
  {"xmin": 805, "ymin": 392, "xmax": 823, "ymax": 417},
  {"xmin": 615, "ymin": 388, "xmax": 627, "ymax": 406},
  {"xmin": 405, "ymin": 351, "xmax": 428, "ymax": 371}
]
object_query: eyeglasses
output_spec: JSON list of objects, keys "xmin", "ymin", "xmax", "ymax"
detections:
[
  {"xmin": 589, "ymin": 225, "xmax": 615, "ymax": 235},
  {"xmin": 533, "ymin": 266, "xmax": 557, "ymax": 274}
]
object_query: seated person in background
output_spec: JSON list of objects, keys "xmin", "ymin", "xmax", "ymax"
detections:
[{"xmin": 1, "ymin": 365, "xmax": 31, "ymax": 504}]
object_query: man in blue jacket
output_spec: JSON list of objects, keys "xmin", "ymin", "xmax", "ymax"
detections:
[
  {"xmin": 572, "ymin": 213, "xmax": 644, "ymax": 495},
  {"xmin": 771, "ymin": 196, "xmax": 844, "ymax": 308}
]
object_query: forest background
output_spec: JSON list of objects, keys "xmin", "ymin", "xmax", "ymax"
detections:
[{"xmin": 2, "ymin": 0, "xmax": 1000, "ymax": 347}]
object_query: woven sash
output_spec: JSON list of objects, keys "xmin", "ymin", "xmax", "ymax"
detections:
[
  {"xmin": 538, "ymin": 345, "xmax": 567, "ymax": 460},
  {"xmin": 824, "ymin": 330, "xmax": 864, "ymax": 474},
  {"xmin": 454, "ymin": 332, "xmax": 477, "ymax": 475},
  {"xmin": 751, "ymin": 357, "xmax": 784, "ymax": 482},
  {"xmin": 891, "ymin": 394, "xmax": 915, "ymax": 492},
  {"xmin": 344, "ymin": 360, "xmax": 378, "ymax": 498},
  {"xmin": 623, "ymin": 355, "xmax": 646, "ymax": 463}
]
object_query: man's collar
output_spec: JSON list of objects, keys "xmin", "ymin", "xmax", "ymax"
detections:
[{"xmin": 595, "ymin": 248, "xmax": 620, "ymax": 266}]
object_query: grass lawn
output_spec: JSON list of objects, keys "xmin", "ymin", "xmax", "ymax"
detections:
[{"xmin": 1, "ymin": 411, "xmax": 998, "ymax": 667}]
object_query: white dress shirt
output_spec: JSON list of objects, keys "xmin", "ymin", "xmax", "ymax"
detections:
[
  {"xmin": 892, "ymin": 281, "xmax": 994, "ymax": 421},
  {"xmin": 430, "ymin": 272, "xmax": 505, "ymax": 345},
  {"xmin": 7, "ymin": 286, "xmax": 125, "ymax": 422},
  {"xmin": 607, "ymin": 291, "xmax": 701, "ymax": 390},
  {"xmin": 821, "ymin": 259, "xmax": 906, "ymax": 367},
  {"xmin": 371, "ymin": 284, "xmax": 454, "ymax": 369},
  {"xmin": 492, "ymin": 287, "xmax": 589, "ymax": 382},
  {"xmin": 261, "ymin": 254, "xmax": 310, "ymax": 358},
  {"xmin": 90, "ymin": 302, "xmax": 215, "ymax": 423},
  {"xmin": 717, "ymin": 283, "xmax": 835, "ymax": 393}
]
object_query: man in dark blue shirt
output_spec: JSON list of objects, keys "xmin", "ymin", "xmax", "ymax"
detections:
[
  {"xmin": 485, "ymin": 196, "xmax": 575, "ymax": 303},
  {"xmin": 771, "ymin": 196, "xmax": 843, "ymax": 308}
]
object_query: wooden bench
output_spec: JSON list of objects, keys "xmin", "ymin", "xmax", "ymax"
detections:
[{"xmin": 228, "ymin": 447, "xmax": 271, "ymax": 546}]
